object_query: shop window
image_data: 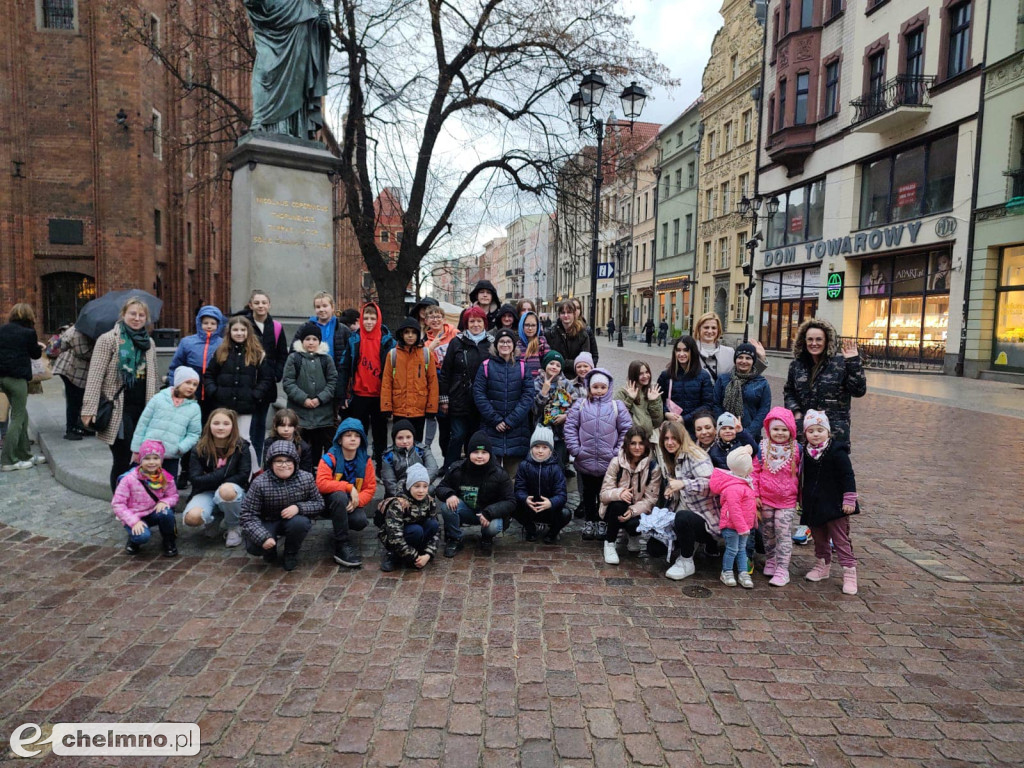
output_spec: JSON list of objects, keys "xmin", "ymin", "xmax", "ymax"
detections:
[
  {"xmin": 767, "ymin": 192, "xmax": 787, "ymax": 249},
  {"xmin": 890, "ymin": 145, "xmax": 926, "ymax": 221},
  {"xmin": 766, "ymin": 179, "xmax": 823, "ymax": 249},
  {"xmin": 807, "ymin": 180, "xmax": 825, "ymax": 241},
  {"xmin": 994, "ymin": 246, "xmax": 1024, "ymax": 369},
  {"xmin": 858, "ymin": 132, "xmax": 958, "ymax": 228},
  {"xmin": 823, "ymin": 59, "xmax": 840, "ymax": 118},
  {"xmin": 786, "ymin": 185, "xmax": 806, "ymax": 242},
  {"xmin": 924, "ymin": 133, "xmax": 957, "ymax": 214}
]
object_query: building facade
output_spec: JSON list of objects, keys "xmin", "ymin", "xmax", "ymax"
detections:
[
  {"xmin": 655, "ymin": 97, "xmax": 703, "ymax": 337},
  {"xmin": 755, "ymin": 0, "xmax": 987, "ymax": 374},
  {"xmin": 502, "ymin": 214, "xmax": 551, "ymax": 307},
  {"xmin": 629, "ymin": 139, "xmax": 659, "ymax": 335},
  {"xmin": 697, "ymin": 0, "xmax": 766, "ymax": 343}
]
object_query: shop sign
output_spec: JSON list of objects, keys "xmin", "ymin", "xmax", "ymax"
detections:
[
  {"xmin": 789, "ymin": 215, "xmax": 804, "ymax": 233},
  {"xmin": 762, "ymin": 274, "xmax": 781, "ymax": 299},
  {"xmin": 781, "ymin": 269, "xmax": 803, "ymax": 298},
  {"xmin": 763, "ymin": 220, "xmax": 925, "ymax": 267},
  {"xmin": 893, "ymin": 253, "xmax": 927, "ymax": 294},
  {"xmin": 826, "ymin": 271, "xmax": 844, "ymax": 300},
  {"xmin": 897, "ymin": 183, "xmax": 918, "ymax": 207}
]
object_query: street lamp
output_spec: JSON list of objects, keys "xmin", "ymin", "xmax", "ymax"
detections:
[
  {"xmin": 738, "ymin": 193, "xmax": 780, "ymax": 343},
  {"xmin": 568, "ymin": 70, "xmax": 648, "ymax": 333}
]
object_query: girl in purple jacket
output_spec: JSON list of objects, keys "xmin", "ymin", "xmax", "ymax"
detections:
[{"xmin": 564, "ymin": 368, "xmax": 632, "ymax": 542}]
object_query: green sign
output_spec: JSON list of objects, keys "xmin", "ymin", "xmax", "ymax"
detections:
[{"xmin": 826, "ymin": 271, "xmax": 844, "ymax": 300}]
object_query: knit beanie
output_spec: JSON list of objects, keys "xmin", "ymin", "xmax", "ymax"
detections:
[
  {"xmin": 467, "ymin": 430, "xmax": 493, "ymax": 456},
  {"xmin": 464, "ymin": 306, "xmax": 487, "ymax": 322},
  {"xmin": 391, "ymin": 418, "xmax": 416, "ymax": 441},
  {"xmin": 726, "ymin": 446, "xmax": 753, "ymax": 478},
  {"xmin": 530, "ymin": 425, "xmax": 555, "ymax": 450},
  {"xmin": 588, "ymin": 372, "xmax": 610, "ymax": 388},
  {"xmin": 573, "ymin": 351, "xmax": 595, "ymax": 370},
  {"xmin": 493, "ymin": 328, "xmax": 517, "ymax": 346},
  {"xmin": 173, "ymin": 366, "xmax": 200, "ymax": 388},
  {"xmin": 803, "ymin": 409, "xmax": 831, "ymax": 434},
  {"xmin": 541, "ymin": 350, "xmax": 564, "ymax": 369},
  {"xmin": 405, "ymin": 463, "xmax": 430, "ymax": 490},
  {"xmin": 138, "ymin": 439, "xmax": 166, "ymax": 459},
  {"xmin": 716, "ymin": 412, "xmax": 738, "ymax": 429},
  {"xmin": 735, "ymin": 342, "xmax": 757, "ymax": 360},
  {"xmin": 298, "ymin": 321, "xmax": 322, "ymax": 341}
]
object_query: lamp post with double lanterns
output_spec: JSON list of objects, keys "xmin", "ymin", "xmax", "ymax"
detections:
[
  {"xmin": 568, "ymin": 72, "xmax": 648, "ymax": 333},
  {"xmin": 737, "ymin": 193, "xmax": 780, "ymax": 343}
]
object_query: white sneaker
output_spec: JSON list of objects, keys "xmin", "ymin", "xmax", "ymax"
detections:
[
  {"xmin": 738, "ymin": 572, "xmax": 754, "ymax": 589},
  {"xmin": 720, "ymin": 571, "xmax": 737, "ymax": 587},
  {"xmin": 665, "ymin": 556, "xmax": 695, "ymax": 581},
  {"xmin": 603, "ymin": 541, "xmax": 620, "ymax": 565},
  {"xmin": 626, "ymin": 535, "xmax": 642, "ymax": 553},
  {"xmin": 31, "ymin": 455, "xmax": 47, "ymax": 465},
  {"xmin": 225, "ymin": 528, "xmax": 242, "ymax": 548}
]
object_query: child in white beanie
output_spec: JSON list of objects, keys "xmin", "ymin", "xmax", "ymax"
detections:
[
  {"xmin": 513, "ymin": 425, "xmax": 570, "ymax": 543},
  {"xmin": 130, "ymin": 366, "xmax": 202, "ymax": 480},
  {"xmin": 709, "ymin": 445, "xmax": 757, "ymax": 588},
  {"xmin": 377, "ymin": 462, "xmax": 440, "ymax": 572}
]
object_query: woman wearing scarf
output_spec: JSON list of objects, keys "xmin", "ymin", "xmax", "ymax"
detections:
[
  {"xmin": 713, "ymin": 342, "xmax": 771, "ymax": 440},
  {"xmin": 82, "ymin": 297, "xmax": 158, "ymax": 492},
  {"xmin": 694, "ymin": 312, "xmax": 768, "ymax": 384},
  {"xmin": 514, "ymin": 311, "xmax": 549, "ymax": 378}
]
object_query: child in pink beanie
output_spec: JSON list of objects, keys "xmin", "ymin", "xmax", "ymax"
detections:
[{"xmin": 111, "ymin": 439, "xmax": 179, "ymax": 557}]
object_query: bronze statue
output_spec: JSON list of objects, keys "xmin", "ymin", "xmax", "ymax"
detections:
[{"xmin": 244, "ymin": 0, "xmax": 330, "ymax": 140}]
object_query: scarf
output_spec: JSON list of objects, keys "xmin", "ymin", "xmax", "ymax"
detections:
[
  {"xmin": 761, "ymin": 438, "xmax": 797, "ymax": 476},
  {"xmin": 697, "ymin": 341, "xmax": 719, "ymax": 381},
  {"xmin": 466, "ymin": 328, "xmax": 488, "ymax": 344},
  {"xmin": 722, "ymin": 368, "xmax": 757, "ymax": 422},
  {"xmin": 807, "ymin": 439, "xmax": 831, "ymax": 460},
  {"xmin": 118, "ymin": 322, "xmax": 150, "ymax": 389},
  {"xmin": 138, "ymin": 466, "xmax": 166, "ymax": 493},
  {"xmin": 352, "ymin": 302, "xmax": 384, "ymax": 397}
]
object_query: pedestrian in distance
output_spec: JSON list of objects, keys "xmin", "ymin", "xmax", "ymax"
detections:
[
  {"xmin": 262, "ymin": 408, "xmax": 315, "ymax": 475},
  {"xmin": 752, "ymin": 406, "xmax": 801, "ymax": 587},
  {"xmin": 50, "ymin": 323, "xmax": 95, "ymax": 441},
  {"xmin": 710, "ymin": 446, "xmax": 757, "ymax": 588},
  {"xmin": 599, "ymin": 426, "xmax": 662, "ymax": 565},
  {"xmin": 130, "ymin": 365, "xmax": 202, "ymax": 481},
  {"xmin": 513, "ymin": 426, "xmax": 570, "ymax": 544},
  {"xmin": 377, "ymin": 463, "xmax": 440, "ymax": 573},
  {"xmin": 658, "ymin": 335, "xmax": 714, "ymax": 439},
  {"xmin": 112, "ymin": 439, "xmax": 178, "ymax": 558},
  {"xmin": 282, "ymin": 321, "xmax": 337, "ymax": 463},
  {"xmin": 0, "ymin": 303, "xmax": 46, "ymax": 471},
  {"xmin": 317, "ymin": 417, "xmax": 376, "ymax": 568},
  {"xmin": 657, "ymin": 317, "xmax": 669, "ymax": 347},
  {"xmin": 643, "ymin": 317, "xmax": 655, "ymax": 346}
]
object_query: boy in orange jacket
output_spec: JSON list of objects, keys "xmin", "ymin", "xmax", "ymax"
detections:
[
  {"xmin": 381, "ymin": 318, "xmax": 438, "ymax": 443},
  {"xmin": 316, "ymin": 417, "xmax": 376, "ymax": 568}
]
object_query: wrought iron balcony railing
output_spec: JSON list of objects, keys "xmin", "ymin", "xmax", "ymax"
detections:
[{"xmin": 851, "ymin": 74, "xmax": 935, "ymax": 125}]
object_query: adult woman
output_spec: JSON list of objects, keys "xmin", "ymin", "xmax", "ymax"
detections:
[
  {"xmin": 242, "ymin": 290, "xmax": 288, "ymax": 459},
  {"xmin": 571, "ymin": 298, "xmax": 600, "ymax": 360},
  {"xmin": 422, "ymin": 303, "xmax": 458, "ymax": 455},
  {"xmin": 439, "ymin": 306, "xmax": 491, "ymax": 468},
  {"xmin": 516, "ymin": 299, "xmax": 537, "ymax": 318},
  {"xmin": 614, "ymin": 360, "xmax": 664, "ymax": 437},
  {"xmin": 784, "ymin": 318, "xmax": 865, "ymax": 445},
  {"xmin": 0, "ymin": 304, "xmax": 46, "ymax": 470},
  {"xmin": 656, "ymin": 335, "xmax": 714, "ymax": 436},
  {"xmin": 694, "ymin": 312, "xmax": 768, "ymax": 384},
  {"xmin": 472, "ymin": 328, "xmax": 535, "ymax": 477},
  {"xmin": 547, "ymin": 301, "xmax": 598, "ymax": 366},
  {"xmin": 82, "ymin": 297, "xmax": 158, "ymax": 491},
  {"xmin": 51, "ymin": 324, "xmax": 95, "ymax": 440},
  {"xmin": 713, "ymin": 342, "xmax": 771, "ymax": 440}
]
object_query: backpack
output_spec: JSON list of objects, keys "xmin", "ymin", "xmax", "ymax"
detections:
[
  {"xmin": 481, "ymin": 358, "xmax": 526, "ymax": 379},
  {"xmin": 388, "ymin": 346, "xmax": 431, "ymax": 377},
  {"xmin": 273, "ymin": 320, "xmax": 283, "ymax": 346}
]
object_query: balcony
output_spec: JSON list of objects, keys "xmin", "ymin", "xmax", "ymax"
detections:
[
  {"xmin": 764, "ymin": 123, "xmax": 817, "ymax": 175},
  {"xmin": 1006, "ymin": 169, "xmax": 1024, "ymax": 214},
  {"xmin": 850, "ymin": 75, "xmax": 935, "ymax": 134}
]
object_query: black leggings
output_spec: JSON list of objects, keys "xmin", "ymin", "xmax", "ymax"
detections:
[
  {"xmin": 603, "ymin": 500, "xmax": 642, "ymax": 543},
  {"xmin": 646, "ymin": 509, "xmax": 716, "ymax": 559},
  {"xmin": 579, "ymin": 472, "xmax": 604, "ymax": 523}
]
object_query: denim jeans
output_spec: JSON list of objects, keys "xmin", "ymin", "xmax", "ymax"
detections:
[
  {"xmin": 124, "ymin": 508, "xmax": 177, "ymax": 546},
  {"xmin": 185, "ymin": 483, "xmax": 246, "ymax": 527},
  {"xmin": 402, "ymin": 518, "xmax": 440, "ymax": 553},
  {"xmin": 721, "ymin": 528, "xmax": 749, "ymax": 574},
  {"xmin": 243, "ymin": 515, "xmax": 312, "ymax": 556},
  {"xmin": 249, "ymin": 403, "xmax": 269, "ymax": 461},
  {"xmin": 440, "ymin": 499, "xmax": 504, "ymax": 542},
  {"xmin": 444, "ymin": 415, "xmax": 480, "ymax": 470}
]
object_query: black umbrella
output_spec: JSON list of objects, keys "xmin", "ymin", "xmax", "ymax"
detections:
[{"xmin": 76, "ymin": 290, "xmax": 163, "ymax": 340}]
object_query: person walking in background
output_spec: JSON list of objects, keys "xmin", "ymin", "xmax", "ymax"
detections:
[
  {"xmin": 658, "ymin": 317, "xmax": 669, "ymax": 347},
  {"xmin": 51, "ymin": 324, "xmax": 94, "ymax": 441},
  {"xmin": 643, "ymin": 317, "xmax": 655, "ymax": 347},
  {"xmin": 0, "ymin": 303, "xmax": 46, "ymax": 471}
]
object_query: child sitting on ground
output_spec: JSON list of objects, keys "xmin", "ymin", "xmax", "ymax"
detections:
[
  {"xmin": 112, "ymin": 439, "xmax": 179, "ymax": 558},
  {"xmin": 377, "ymin": 463, "xmax": 440, "ymax": 572},
  {"xmin": 379, "ymin": 419, "xmax": 439, "ymax": 511},
  {"xmin": 317, "ymin": 418, "xmax": 377, "ymax": 569},
  {"xmin": 513, "ymin": 426, "xmax": 570, "ymax": 543}
]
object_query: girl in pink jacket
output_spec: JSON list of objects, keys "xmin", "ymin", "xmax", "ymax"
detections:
[
  {"xmin": 111, "ymin": 439, "xmax": 179, "ymax": 558},
  {"xmin": 752, "ymin": 407, "xmax": 800, "ymax": 587},
  {"xmin": 709, "ymin": 446, "xmax": 757, "ymax": 588}
]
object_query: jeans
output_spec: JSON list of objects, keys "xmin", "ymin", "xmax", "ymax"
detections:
[
  {"xmin": 721, "ymin": 529, "xmax": 749, "ymax": 574},
  {"xmin": 603, "ymin": 500, "xmax": 642, "ymax": 543},
  {"xmin": 440, "ymin": 499, "xmax": 504, "ymax": 542},
  {"xmin": 400, "ymin": 518, "xmax": 440, "ymax": 554},
  {"xmin": 0, "ymin": 377, "xmax": 30, "ymax": 465},
  {"xmin": 244, "ymin": 515, "xmax": 312, "ymax": 555},
  {"xmin": 444, "ymin": 414, "xmax": 480, "ymax": 469},
  {"xmin": 184, "ymin": 483, "xmax": 246, "ymax": 527},
  {"xmin": 60, "ymin": 375, "xmax": 86, "ymax": 434},
  {"xmin": 124, "ymin": 508, "xmax": 177, "ymax": 546},
  {"xmin": 325, "ymin": 491, "xmax": 369, "ymax": 545}
]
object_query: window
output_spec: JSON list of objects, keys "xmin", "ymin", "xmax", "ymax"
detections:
[
  {"xmin": 783, "ymin": 0, "xmax": 790, "ymax": 34},
  {"xmin": 905, "ymin": 28, "xmax": 924, "ymax": 104},
  {"xmin": 724, "ymin": 121, "xmax": 733, "ymax": 152},
  {"xmin": 684, "ymin": 214, "xmax": 693, "ymax": 252},
  {"xmin": 708, "ymin": 131, "xmax": 717, "ymax": 160},
  {"xmin": 154, "ymin": 209, "xmax": 162, "ymax": 246},
  {"xmin": 738, "ymin": 174, "xmax": 749, "ymax": 200},
  {"xmin": 187, "ymin": 221, "xmax": 193, "ymax": 255},
  {"xmin": 381, "ymin": 230, "xmax": 389, "ymax": 243},
  {"xmin": 48, "ymin": 219, "xmax": 83, "ymax": 245},
  {"xmin": 672, "ymin": 219, "xmax": 680, "ymax": 254},
  {"xmin": 742, "ymin": 110, "xmax": 752, "ymax": 143},
  {"xmin": 687, "ymin": 162, "xmax": 695, "ymax": 187},
  {"xmin": 705, "ymin": 189, "xmax": 714, "ymax": 221},
  {"xmin": 824, "ymin": 60, "xmax": 840, "ymax": 117},
  {"xmin": 869, "ymin": 51, "xmax": 886, "ymax": 101},
  {"xmin": 734, "ymin": 283, "xmax": 746, "ymax": 321},
  {"xmin": 151, "ymin": 110, "xmax": 162, "ymax": 158},
  {"xmin": 795, "ymin": 73, "xmax": 809, "ymax": 124},
  {"xmin": 767, "ymin": 179, "xmax": 825, "ymax": 248},
  {"xmin": 662, "ymin": 222, "xmax": 669, "ymax": 255},
  {"xmin": 718, "ymin": 238, "xmax": 729, "ymax": 271},
  {"xmin": 737, "ymin": 233, "xmax": 748, "ymax": 267},
  {"xmin": 703, "ymin": 242, "xmax": 712, "ymax": 273},
  {"xmin": 721, "ymin": 182, "xmax": 730, "ymax": 215},
  {"xmin": 768, "ymin": 97, "xmax": 776, "ymax": 136},
  {"xmin": 644, "ymin": 192, "xmax": 649, "ymax": 220},
  {"xmin": 149, "ymin": 13, "xmax": 160, "ymax": 46},
  {"xmin": 778, "ymin": 79, "xmax": 787, "ymax": 130},
  {"xmin": 858, "ymin": 133, "xmax": 957, "ymax": 228},
  {"xmin": 674, "ymin": 169, "xmax": 682, "ymax": 192},
  {"xmin": 947, "ymin": 2, "xmax": 971, "ymax": 77},
  {"xmin": 702, "ymin": 286, "xmax": 711, "ymax": 314},
  {"xmin": 41, "ymin": 0, "xmax": 75, "ymax": 29},
  {"xmin": 731, "ymin": 54, "xmax": 739, "ymax": 82},
  {"xmin": 828, "ymin": 0, "xmax": 843, "ymax": 20},
  {"xmin": 800, "ymin": 0, "xmax": 813, "ymax": 28}
]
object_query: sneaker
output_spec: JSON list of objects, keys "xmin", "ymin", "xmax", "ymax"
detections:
[
  {"xmin": 603, "ymin": 541, "xmax": 620, "ymax": 565},
  {"xmin": 581, "ymin": 521, "xmax": 595, "ymax": 540},
  {"xmin": 479, "ymin": 538, "xmax": 494, "ymax": 556},
  {"xmin": 63, "ymin": 430, "xmax": 83, "ymax": 441},
  {"xmin": 162, "ymin": 542, "xmax": 178, "ymax": 558},
  {"xmin": 596, "ymin": 521, "xmax": 608, "ymax": 538},
  {"xmin": 542, "ymin": 531, "xmax": 559, "ymax": 545},
  {"xmin": 769, "ymin": 570, "xmax": 790, "ymax": 587},
  {"xmin": 282, "ymin": 552, "xmax": 299, "ymax": 572},
  {"xmin": 124, "ymin": 540, "xmax": 141, "ymax": 555},
  {"xmin": 443, "ymin": 539, "xmax": 463, "ymax": 558},
  {"xmin": 738, "ymin": 572, "xmax": 754, "ymax": 589},
  {"xmin": 31, "ymin": 455, "xmax": 47, "ymax": 465},
  {"xmin": 805, "ymin": 558, "xmax": 831, "ymax": 582},
  {"xmin": 720, "ymin": 571, "xmax": 737, "ymax": 587},
  {"xmin": 665, "ymin": 556, "xmax": 695, "ymax": 581},
  {"xmin": 333, "ymin": 542, "xmax": 362, "ymax": 568},
  {"xmin": 380, "ymin": 551, "xmax": 396, "ymax": 572},
  {"xmin": 202, "ymin": 521, "xmax": 222, "ymax": 539},
  {"xmin": 793, "ymin": 525, "xmax": 811, "ymax": 544},
  {"xmin": 626, "ymin": 535, "xmax": 642, "ymax": 553},
  {"xmin": 763, "ymin": 558, "xmax": 777, "ymax": 577},
  {"xmin": 224, "ymin": 528, "xmax": 242, "ymax": 548},
  {"xmin": 1, "ymin": 460, "xmax": 33, "ymax": 472},
  {"xmin": 842, "ymin": 567, "xmax": 858, "ymax": 595},
  {"xmin": 263, "ymin": 547, "xmax": 279, "ymax": 565}
]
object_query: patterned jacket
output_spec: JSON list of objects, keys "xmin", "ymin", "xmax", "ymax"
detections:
[
  {"xmin": 377, "ymin": 492, "xmax": 440, "ymax": 562},
  {"xmin": 81, "ymin": 323, "xmax": 158, "ymax": 446},
  {"xmin": 51, "ymin": 326, "xmax": 93, "ymax": 388},
  {"xmin": 673, "ymin": 451, "xmax": 721, "ymax": 537},
  {"xmin": 240, "ymin": 443, "xmax": 323, "ymax": 544}
]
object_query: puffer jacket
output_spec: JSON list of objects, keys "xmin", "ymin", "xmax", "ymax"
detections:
[
  {"xmin": 130, "ymin": 388, "xmax": 202, "ymax": 458},
  {"xmin": 514, "ymin": 452, "xmax": 568, "ymax": 510},
  {"xmin": 51, "ymin": 326, "xmax": 93, "ymax": 387},
  {"xmin": 111, "ymin": 467, "xmax": 179, "ymax": 528},
  {"xmin": 714, "ymin": 372, "xmax": 771, "ymax": 440},
  {"xmin": 709, "ymin": 469, "xmax": 757, "ymax": 535},
  {"xmin": 204, "ymin": 342, "xmax": 274, "ymax": 414},
  {"xmin": 188, "ymin": 439, "xmax": 252, "ymax": 499},
  {"xmin": 800, "ymin": 440, "xmax": 859, "ymax": 528},
  {"xmin": 240, "ymin": 441, "xmax": 323, "ymax": 544},
  {"xmin": 377, "ymin": 491, "xmax": 440, "ymax": 562},
  {"xmin": 472, "ymin": 354, "xmax": 536, "ymax": 459},
  {"xmin": 380, "ymin": 443, "xmax": 440, "ymax": 498},
  {"xmin": 439, "ymin": 331, "xmax": 491, "ymax": 416},
  {"xmin": 598, "ymin": 450, "xmax": 662, "ymax": 520},
  {"xmin": 546, "ymin": 322, "xmax": 599, "ymax": 365},
  {"xmin": 614, "ymin": 385, "xmax": 665, "ymax": 437},
  {"xmin": 752, "ymin": 406, "xmax": 801, "ymax": 509},
  {"xmin": 381, "ymin": 319, "xmax": 438, "ymax": 418},
  {"xmin": 166, "ymin": 306, "xmax": 225, "ymax": 391},
  {"xmin": 708, "ymin": 429, "xmax": 760, "ymax": 470},
  {"xmin": 657, "ymin": 365, "xmax": 714, "ymax": 428},
  {"xmin": 292, "ymin": 313, "xmax": 347, "ymax": 373},
  {"xmin": 282, "ymin": 341, "xmax": 337, "ymax": 429},
  {"xmin": 783, "ymin": 318, "xmax": 867, "ymax": 445},
  {"xmin": 564, "ymin": 368, "xmax": 632, "ymax": 476},
  {"xmin": 434, "ymin": 456, "xmax": 515, "ymax": 525}
]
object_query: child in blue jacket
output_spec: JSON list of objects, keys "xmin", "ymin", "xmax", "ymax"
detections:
[{"xmin": 513, "ymin": 426, "xmax": 570, "ymax": 543}]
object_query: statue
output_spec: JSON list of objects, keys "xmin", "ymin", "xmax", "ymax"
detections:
[{"xmin": 244, "ymin": 0, "xmax": 330, "ymax": 140}]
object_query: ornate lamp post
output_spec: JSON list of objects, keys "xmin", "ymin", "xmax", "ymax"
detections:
[{"xmin": 737, "ymin": 193, "xmax": 780, "ymax": 343}]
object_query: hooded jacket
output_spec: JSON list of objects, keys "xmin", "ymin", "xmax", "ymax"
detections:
[
  {"xmin": 709, "ymin": 469, "xmax": 757, "ymax": 535},
  {"xmin": 167, "ymin": 306, "xmax": 226, "ymax": 391},
  {"xmin": 130, "ymin": 386, "xmax": 202, "ymax": 459},
  {"xmin": 240, "ymin": 441, "xmax": 324, "ymax": 544},
  {"xmin": 381, "ymin": 441, "xmax": 440, "ymax": 498},
  {"xmin": 752, "ymin": 406, "xmax": 801, "ymax": 509},
  {"xmin": 377, "ymin": 491, "xmax": 440, "ymax": 562},
  {"xmin": 111, "ymin": 462, "xmax": 179, "ymax": 528},
  {"xmin": 204, "ymin": 342, "xmax": 275, "ymax": 414},
  {"xmin": 515, "ymin": 311, "xmax": 550, "ymax": 377},
  {"xmin": 457, "ymin": 280, "xmax": 501, "ymax": 330},
  {"xmin": 315, "ymin": 418, "xmax": 377, "ymax": 507},
  {"xmin": 564, "ymin": 368, "xmax": 633, "ymax": 476},
  {"xmin": 282, "ymin": 340, "xmax": 337, "ymax": 429},
  {"xmin": 472, "ymin": 352, "xmax": 536, "ymax": 459},
  {"xmin": 799, "ymin": 439, "xmax": 859, "ymax": 528},
  {"xmin": 438, "ymin": 330, "xmax": 491, "ymax": 417},
  {"xmin": 435, "ymin": 436, "xmax": 515, "ymax": 525},
  {"xmin": 713, "ymin": 371, "xmax": 772, "ymax": 441},
  {"xmin": 513, "ymin": 450, "xmax": 568, "ymax": 511},
  {"xmin": 338, "ymin": 302, "xmax": 396, "ymax": 400},
  {"xmin": 241, "ymin": 307, "xmax": 288, "ymax": 382},
  {"xmin": 598, "ymin": 448, "xmax": 662, "ymax": 520},
  {"xmin": 783, "ymin": 318, "xmax": 867, "ymax": 445},
  {"xmin": 493, "ymin": 304, "xmax": 519, "ymax": 332},
  {"xmin": 381, "ymin": 318, "xmax": 438, "ymax": 418}
]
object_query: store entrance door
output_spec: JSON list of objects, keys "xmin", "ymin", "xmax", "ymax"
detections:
[{"xmin": 776, "ymin": 298, "xmax": 817, "ymax": 351}]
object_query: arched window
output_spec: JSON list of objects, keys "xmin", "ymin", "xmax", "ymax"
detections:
[{"xmin": 42, "ymin": 272, "xmax": 95, "ymax": 331}]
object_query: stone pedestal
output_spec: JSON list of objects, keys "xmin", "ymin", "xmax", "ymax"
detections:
[{"xmin": 226, "ymin": 134, "xmax": 340, "ymax": 323}]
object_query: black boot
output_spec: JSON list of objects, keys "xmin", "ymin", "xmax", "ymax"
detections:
[
  {"xmin": 282, "ymin": 551, "xmax": 299, "ymax": 571},
  {"xmin": 334, "ymin": 541, "xmax": 362, "ymax": 568},
  {"xmin": 162, "ymin": 539, "xmax": 178, "ymax": 558},
  {"xmin": 263, "ymin": 546, "xmax": 279, "ymax": 565},
  {"xmin": 380, "ymin": 550, "xmax": 396, "ymax": 572},
  {"xmin": 125, "ymin": 539, "xmax": 141, "ymax": 555}
]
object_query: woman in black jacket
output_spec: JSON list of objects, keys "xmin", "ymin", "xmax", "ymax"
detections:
[
  {"xmin": 0, "ymin": 303, "xmax": 44, "ymax": 470},
  {"xmin": 203, "ymin": 315, "xmax": 274, "ymax": 443},
  {"xmin": 547, "ymin": 301, "xmax": 598, "ymax": 366},
  {"xmin": 242, "ymin": 290, "xmax": 288, "ymax": 459}
]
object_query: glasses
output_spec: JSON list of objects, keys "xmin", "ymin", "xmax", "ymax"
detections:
[{"xmin": 272, "ymin": 459, "xmax": 295, "ymax": 466}]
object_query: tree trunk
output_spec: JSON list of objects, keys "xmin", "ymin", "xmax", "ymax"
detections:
[{"xmin": 372, "ymin": 269, "xmax": 412, "ymax": 330}]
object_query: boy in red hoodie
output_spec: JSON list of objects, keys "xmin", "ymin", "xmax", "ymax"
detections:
[{"xmin": 709, "ymin": 445, "xmax": 757, "ymax": 589}]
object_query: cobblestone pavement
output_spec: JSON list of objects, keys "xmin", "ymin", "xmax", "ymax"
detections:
[{"xmin": 2, "ymin": 344, "xmax": 1023, "ymax": 766}]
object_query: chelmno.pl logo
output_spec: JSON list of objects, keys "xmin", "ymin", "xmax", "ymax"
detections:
[{"xmin": 10, "ymin": 723, "xmax": 200, "ymax": 757}]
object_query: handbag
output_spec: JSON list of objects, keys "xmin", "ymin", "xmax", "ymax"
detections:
[
  {"xmin": 666, "ymin": 380, "xmax": 683, "ymax": 416},
  {"xmin": 30, "ymin": 357, "xmax": 53, "ymax": 383},
  {"xmin": 94, "ymin": 383, "xmax": 126, "ymax": 433}
]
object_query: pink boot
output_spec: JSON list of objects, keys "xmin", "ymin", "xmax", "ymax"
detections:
[
  {"xmin": 763, "ymin": 558, "xmax": 776, "ymax": 578},
  {"xmin": 805, "ymin": 558, "xmax": 830, "ymax": 581},
  {"xmin": 769, "ymin": 569, "xmax": 790, "ymax": 587},
  {"xmin": 842, "ymin": 567, "xmax": 858, "ymax": 595}
]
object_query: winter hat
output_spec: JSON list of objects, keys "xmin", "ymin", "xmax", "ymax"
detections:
[
  {"xmin": 391, "ymin": 418, "xmax": 416, "ymax": 441},
  {"xmin": 726, "ymin": 446, "xmax": 753, "ymax": 478},
  {"xmin": 735, "ymin": 342, "xmax": 757, "ymax": 360},
  {"xmin": 530, "ymin": 425, "xmax": 555, "ymax": 450},
  {"xmin": 588, "ymin": 372, "xmax": 610, "ymax": 388},
  {"xmin": 493, "ymin": 328, "xmax": 517, "ymax": 346},
  {"xmin": 339, "ymin": 308, "xmax": 360, "ymax": 326},
  {"xmin": 464, "ymin": 305, "xmax": 487, "ymax": 323},
  {"xmin": 716, "ymin": 412, "xmax": 738, "ymax": 430},
  {"xmin": 138, "ymin": 439, "xmax": 166, "ymax": 459},
  {"xmin": 803, "ymin": 409, "xmax": 831, "ymax": 434},
  {"xmin": 397, "ymin": 317, "xmax": 422, "ymax": 344},
  {"xmin": 405, "ymin": 463, "xmax": 430, "ymax": 490},
  {"xmin": 541, "ymin": 350, "xmax": 564, "ymax": 369},
  {"xmin": 763, "ymin": 406, "xmax": 798, "ymax": 441},
  {"xmin": 467, "ymin": 430, "xmax": 493, "ymax": 456},
  {"xmin": 298, "ymin": 321, "xmax": 322, "ymax": 341},
  {"xmin": 173, "ymin": 366, "xmax": 200, "ymax": 388},
  {"xmin": 573, "ymin": 351, "xmax": 595, "ymax": 370}
]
